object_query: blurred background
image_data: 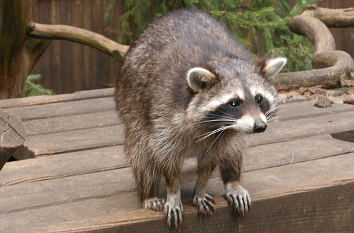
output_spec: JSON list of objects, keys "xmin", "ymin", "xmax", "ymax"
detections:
[{"xmin": 30, "ymin": 0, "xmax": 354, "ymax": 95}]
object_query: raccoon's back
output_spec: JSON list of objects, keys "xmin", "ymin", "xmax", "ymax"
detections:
[{"xmin": 115, "ymin": 10, "xmax": 251, "ymax": 126}]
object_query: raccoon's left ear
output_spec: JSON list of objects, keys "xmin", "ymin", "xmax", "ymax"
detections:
[
  {"xmin": 186, "ymin": 67, "xmax": 217, "ymax": 92},
  {"xmin": 257, "ymin": 57, "xmax": 287, "ymax": 79}
]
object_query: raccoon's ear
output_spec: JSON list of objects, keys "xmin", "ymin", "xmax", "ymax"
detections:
[
  {"xmin": 186, "ymin": 67, "xmax": 217, "ymax": 92},
  {"xmin": 257, "ymin": 57, "xmax": 287, "ymax": 79}
]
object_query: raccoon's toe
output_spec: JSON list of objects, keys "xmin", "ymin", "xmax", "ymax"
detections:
[
  {"xmin": 224, "ymin": 185, "xmax": 251, "ymax": 215},
  {"xmin": 164, "ymin": 201, "xmax": 183, "ymax": 228},
  {"xmin": 143, "ymin": 197, "xmax": 165, "ymax": 212},
  {"xmin": 193, "ymin": 193, "xmax": 215, "ymax": 216}
]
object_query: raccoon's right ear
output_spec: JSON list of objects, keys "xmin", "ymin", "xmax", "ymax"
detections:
[
  {"xmin": 186, "ymin": 67, "xmax": 217, "ymax": 92},
  {"xmin": 257, "ymin": 57, "xmax": 287, "ymax": 79}
]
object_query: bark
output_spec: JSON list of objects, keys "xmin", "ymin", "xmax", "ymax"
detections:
[
  {"xmin": 271, "ymin": 5, "xmax": 354, "ymax": 91},
  {"xmin": 0, "ymin": 0, "xmax": 49, "ymax": 99}
]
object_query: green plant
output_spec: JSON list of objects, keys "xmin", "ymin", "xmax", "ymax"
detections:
[
  {"xmin": 106, "ymin": 0, "xmax": 317, "ymax": 72},
  {"xmin": 25, "ymin": 74, "xmax": 55, "ymax": 96}
]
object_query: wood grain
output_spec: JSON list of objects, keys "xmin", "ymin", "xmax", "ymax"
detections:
[
  {"xmin": 0, "ymin": 94, "xmax": 353, "ymax": 232},
  {"xmin": 0, "ymin": 153, "xmax": 353, "ymax": 233}
]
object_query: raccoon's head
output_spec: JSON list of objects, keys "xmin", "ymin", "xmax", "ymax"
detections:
[{"xmin": 186, "ymin": 57, "xmax": 286, "ymax": 134}]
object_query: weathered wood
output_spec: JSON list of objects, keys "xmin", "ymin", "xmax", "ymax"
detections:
[
  {"xmin": 0, "ymin": 94, "xmax": 353, "ymax": 232},
  {"xmin": 7, "ymin": 99, "xmax": 354, "ymax": 142},
  {"xmin": 38, "ymin": 183, "xmax": 353, "ymax": 233},
  {"xmin": 19, "ymin": 100, "xmax": 354, "ymax": 136},
  {"xmin": 7, "ymin": 97, "xmax": 115, "ymax": 121},
  {"xmin": 13, "ymin": 124, "xmax": 124, "ymax": 159},
  {"xmin": 247, "ymin": 110, "xmax": 354, "ymax": 146},
  {"xmin": 0, "ymin": 146, "xmax": 126, "ymax": 187},
  {"xmin": 14, "ymin": 109, "xmax": 354, "ymax": 159},
  {"xmin": 0, "ymin": 153, "xmax": 352, "ymax": 233},
  {"xmin": 24, "ymin": 110, "xmax": 120, "ymax": 136},
  {"xmin": 2, "ymin": 132, "xmax": 353, "ymax": 188},
  {"xmin": 0, "ymin": 88, "xmax": 114, "ymax": 109},
  {"xmin": 0, "ymin": 109, "xmax": 26, "ymax": 170}
]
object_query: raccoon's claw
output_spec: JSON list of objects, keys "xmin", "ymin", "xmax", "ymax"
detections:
[
  {"xmin": 224, "ymin": 185, "xmax": 251, "ymax": 215},
  {"xmin": 143, "ymin": 197, "xmax": 165, "ymax": 212},
  {"xmin": 164, "ymin": 202, "xmax": 183, "ymax": 228},
  {"xmin": 193, "ymin": 193, "xmax": 215, "ymax": 216}
]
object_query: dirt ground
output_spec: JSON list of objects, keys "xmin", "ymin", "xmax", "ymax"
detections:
[{"xmin": 279, "ymin": 87, "xmax": 354, "ymax": 108}]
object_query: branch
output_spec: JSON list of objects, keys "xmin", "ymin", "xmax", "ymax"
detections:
[
  {"xmin": 271, "ymin": 50, "xmax": 354, "ymax": 90},
  {"xmin": 270, "ymin": 6, "xmax": 354, "ymax": 91},
  {"xmin": 28, "ymin": 22, "xmax": 129, "ymax": 58},
  {"xmin": 289, "ymin": 15, "xmax": 335, "ymax": 55},
  {"xmin": 302, "ymin": 4, "xmax": 354, "ymax": 28}
]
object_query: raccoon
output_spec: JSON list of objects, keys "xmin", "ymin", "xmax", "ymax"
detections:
[{"xmin": 115, "ymin": 9, "xmax": 286, "ymax": 228}]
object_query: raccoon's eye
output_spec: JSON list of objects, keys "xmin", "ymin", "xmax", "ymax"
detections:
[
  {"xmin": 229, "ymin": 99, "xmax": 241, "ymax": 108},
  {"xmin": 255, "ymin": 94, "xmax": 263, "ymax": 104}
]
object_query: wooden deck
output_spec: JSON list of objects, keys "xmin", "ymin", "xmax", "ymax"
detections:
[{"xmin": 0, "ymin": 88, "xmax": 353, "ymax": 233}]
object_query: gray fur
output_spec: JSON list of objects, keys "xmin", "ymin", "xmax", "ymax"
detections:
[{"xmin": 115, "ymin": 9, "xmax": 284, "ymax": 227}]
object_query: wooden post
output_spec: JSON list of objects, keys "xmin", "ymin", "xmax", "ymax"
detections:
[
  {"xmin": 0, "ymin": 109, "xmax": 26, "ymax": 171},
  {"xmin": 0, "ymin": 0, "xmax": 50, "ymax": 99}
]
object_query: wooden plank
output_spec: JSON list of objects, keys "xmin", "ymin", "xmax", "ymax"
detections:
[
  {"xmin": 17, "ymin": 110, "xmax": 354, "ymax": 158},
  {"xmin": 0, "ymin": 146, "xmax": 126, "ymax": 186},
  {"xmin": 20, "ymin": 100, "xmax": 354, "ymax": 136},
  {"xmin": 6, "ymin": 97, "xmax": 115, "ymax": 121},
  {"xmin": 0, "ymin": 88, "xmax": 114, "ymax": 109},
  {"xmin": 33, "ymin": 183, "xmax": 354, "ymax": 233},
  {"xmin": 276, "ymin": 100, "xmax": 354, "ymax": 121},
  {"xmin": 24, "ymin": 110, "xmax": 120, "ymax": 136},
  {"xmin": 1, "ymin": 133, "xmax": 353, "ymax": 216},
  {"xmin": 2, "ymin": 133, "xmax": 354, "ymax": 189},
  {"xmin": 247, "ymin": 110, "xmax": 354, "ymax": 146},
  {"xmin": 0, "ymin": 153, "xmax": 352, "ymax": 233},
  {"xmin": 14, "ymin": 124, "xmax": 124, "ymax": 159}
]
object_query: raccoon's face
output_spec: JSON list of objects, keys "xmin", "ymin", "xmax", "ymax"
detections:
[{"xmin": 186, "ymin": 57, "xmax": 286, "ymax": 134}]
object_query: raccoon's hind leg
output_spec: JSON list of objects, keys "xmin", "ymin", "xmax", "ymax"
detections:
[
  {"xmin": 220, "ymin": 150, "xmax": 251, "ymax": 215},
  {"xmin": 127, "ymin": 145, "xmax": 164, "ymax": 212},
  {"xmin": 192, "ymin": 151, "xmax": 217, "ymax": 216}
]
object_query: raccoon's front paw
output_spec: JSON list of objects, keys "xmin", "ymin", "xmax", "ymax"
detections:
[
  {"xmin": 224, "ymin": 185, "xmax": 251, "ymax": 215},
  {"xmin": 164, "ymin": 201, "xmax": 183, "ymax": 228},
  {"xmin": 193, "ymin": 193, "xmax": 215, "ymax": 216},
  {"xmin": 143, "ymin": 197, "xmax": 165, "ymax": 212}
]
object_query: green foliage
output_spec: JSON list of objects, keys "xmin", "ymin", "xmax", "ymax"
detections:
[
  {"xmin": 339, "ymin": 87, "xmax": 348, "ymax": 93},
  {"xmin": 107, "ymin": 0, "xmax": 317, "ymax": 72},
  {"xmin": 25, "ymin": 74, "xmax": 55, "ymax": 96}
]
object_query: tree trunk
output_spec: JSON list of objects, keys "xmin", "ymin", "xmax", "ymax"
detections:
[{"xmin": 0, "ymin": 0, "xmax": 49, "ymax": 99}]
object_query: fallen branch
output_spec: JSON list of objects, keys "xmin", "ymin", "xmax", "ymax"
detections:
[
  {"xmin": 271, "ymin": 5, "xmax": 354, "ymax": 91},
  {"xmin": 302, "ymin": 4, "xmax": 354, "ymax": 27},
  {"xmin": 28, "ymin": 22, "xmax": 129, "ymax": 58}
]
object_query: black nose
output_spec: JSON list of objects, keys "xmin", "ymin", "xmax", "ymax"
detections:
[{"xmin": 253, "ymin": 120, "xmax": 267, "ymax": 133}]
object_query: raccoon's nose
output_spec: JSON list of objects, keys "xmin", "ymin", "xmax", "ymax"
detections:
[{"xmin": 253, "ymin": 120, "xmax": 267, "ymax": 133}]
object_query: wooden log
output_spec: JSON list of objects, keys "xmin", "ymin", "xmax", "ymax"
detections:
[{"xmin": 0, "ymin": 109, "xmax": 26, "ymax": 170}]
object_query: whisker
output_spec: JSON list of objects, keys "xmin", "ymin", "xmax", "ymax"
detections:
[
  {"xmin": 193, "ymin": 119, "xmax": 235, "ymax": 125},
  {"xmin": 196, "ymin": 127, "xmax": 225, "ymax": 143},
  {"xmin": 205, "ymin": 128, "xmax": 224, "ymax": 153}
]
